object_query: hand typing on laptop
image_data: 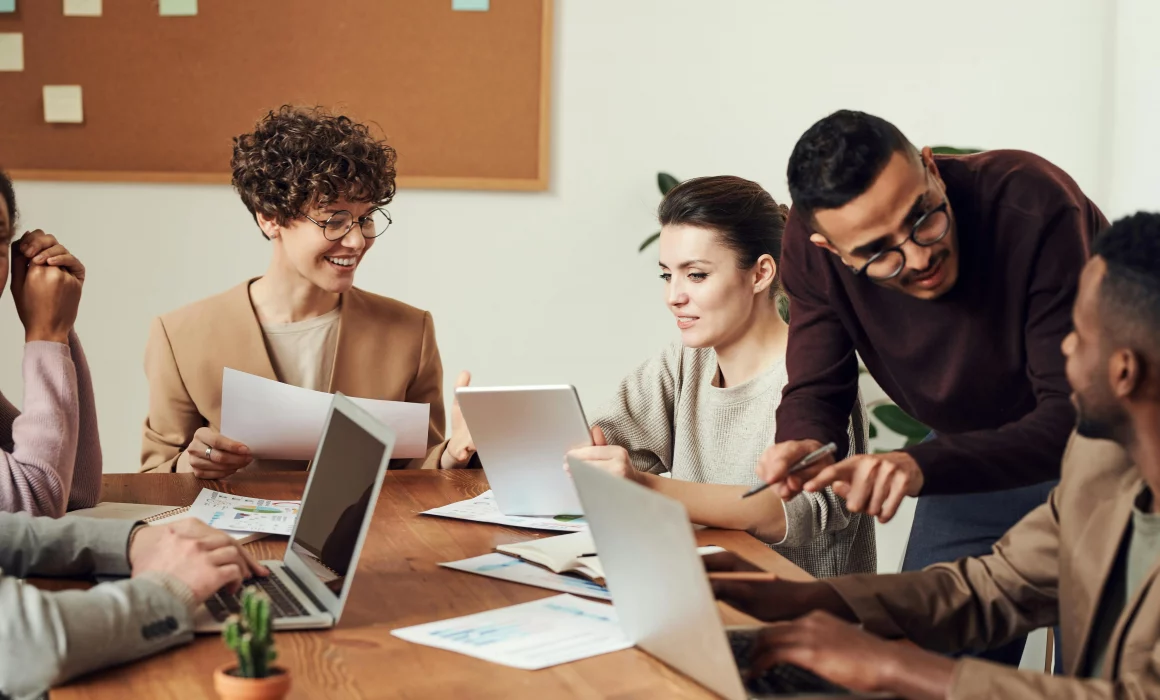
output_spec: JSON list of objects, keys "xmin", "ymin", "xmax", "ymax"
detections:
[
  {"xmin": 706, "ymin": 551, "xmax": 953, "ymax": 698},
  {"xmin": 129, "ymin": 518, "xmax": 268, "ymax": 600}
]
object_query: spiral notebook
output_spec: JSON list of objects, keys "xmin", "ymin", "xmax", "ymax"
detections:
[{"xmin": 69, "ymin": 501, "xmax": 266, "ymax": 544}]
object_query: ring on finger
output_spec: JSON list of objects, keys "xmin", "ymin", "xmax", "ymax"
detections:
[{"xmin": 204, "ymin": 446, "xmax": 213, "ymax": 461}]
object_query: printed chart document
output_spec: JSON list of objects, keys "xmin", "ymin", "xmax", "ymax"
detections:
[
  {"xmin": 220, "ymin": 368, "xmax": 429, "ymax": 460},
  {"xmin": 391, "ymin": 594, "xmax": 630, "ymax": 669},
  {"xmin": 183, "ymin": 489, "xmax": 300, "ymax": 536},
  {"xmin": 440, "ymin": 553, "xmax": 611, "ymax": 600},
  {"xmin": 421, "ymin": 490, "xmax": 587, "ymax": 532}
]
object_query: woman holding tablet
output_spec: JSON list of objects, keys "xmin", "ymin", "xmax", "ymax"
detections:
[{"xmin": 569, "ymin": 176, "xmax": 874, "ymax": 577}]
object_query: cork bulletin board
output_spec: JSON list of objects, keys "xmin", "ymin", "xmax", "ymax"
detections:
[{"xmin": 0, "ymin": 0, "xmax": 552, "ymax": 190}]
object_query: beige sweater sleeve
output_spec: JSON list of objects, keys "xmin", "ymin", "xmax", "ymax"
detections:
[{"xmin": 590, "ymin": 344, "xmax": 682, "ymax": 475}]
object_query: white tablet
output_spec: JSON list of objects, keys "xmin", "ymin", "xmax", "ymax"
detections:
[{"xmin": 455, "ymin": 385, "xmax": 592, "ymax": 516}]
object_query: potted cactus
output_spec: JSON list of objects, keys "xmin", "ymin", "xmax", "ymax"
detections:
[{"xmin": 213, "ymin": 587, "xmax": 291, "ymax": 700}]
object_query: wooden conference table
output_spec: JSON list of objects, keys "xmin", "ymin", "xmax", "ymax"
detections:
[{"xmin": 49, "ymin": 470, "xmax": 812, "ymax": 699}]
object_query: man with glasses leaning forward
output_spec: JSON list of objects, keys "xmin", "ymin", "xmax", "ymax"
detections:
[{"xmin": 756, "ymin": 110, "xmax": 1104, "ymax": 666}]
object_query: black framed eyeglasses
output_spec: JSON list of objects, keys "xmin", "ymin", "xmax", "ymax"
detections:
[
  {"xmin": 852, "ymin": 200, "xmax": 950, "ymax": 281},
  {"xmin": 303, "ymin": 208, "xmax": 392, "ymax": 241}
]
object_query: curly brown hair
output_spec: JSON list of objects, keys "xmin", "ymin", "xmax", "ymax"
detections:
[{"xmin": 231, "ymin": 106, "xmax": 397, "ymax": 235}]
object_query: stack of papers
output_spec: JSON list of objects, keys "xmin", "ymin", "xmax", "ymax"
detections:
[
  {"xmin": 69, "ymin": 489, "xmax": 300, "ymax": 544},
  {"xmin": 391, "ymin": 594, "xmax": 631, "ymax": 669},
  {"xmin": 421, "ymin": 491, "xmax": 588, "ymax": 532}
]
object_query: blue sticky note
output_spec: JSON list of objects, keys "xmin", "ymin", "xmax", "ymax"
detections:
[
  {"xmin": 0, "ymin": 0, "xmax": 16, "ymax": 14},
  {"xmin": 159, "ymin": 0, "xmax": 197, "ymax": 16},
  {"xmin": 452, "ymin": 0, "xmax": 488, "ymax": 11}
]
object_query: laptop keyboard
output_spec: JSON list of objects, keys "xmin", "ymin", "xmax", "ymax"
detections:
[
  {"xmin": 205, "ymin": 573, "xmax": 310, "ymax": 622},
  {"xmin": 728, "ymin": 629, "xmax": 850, "ymax": 697}
]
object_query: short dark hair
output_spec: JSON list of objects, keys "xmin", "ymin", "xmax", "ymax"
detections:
[
  {"xmin": 1093, "ymin": 212, "xmax": 1160, "ymax": 361},
  {"xmin": 658, "ymin": 175, "xmax": 788, "ymax": 296},
  {"xmin": 0, "ymin": 168, "xmax": 16, "ymax": 232},
  {"xmin": 231, "ymin": 106, "xmax": 398, "ymax": 235},
  {"xmin": 787, "ymin": 110, "xmax": 918, "ymax": 220}
]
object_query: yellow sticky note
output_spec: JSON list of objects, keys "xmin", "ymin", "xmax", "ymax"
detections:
[
  {"xmin": 43, "ymin": 85, "xmax": 85, "ymax": 124},
  {"xmin": 159, "ymin": 0, "xmax": 197, "ymax": 16},
  {"xmin": 0, "ymin": 33, "xmax": 23, "ymax": 72},
  {"xmin": 64, "ymin": 0, "xmax": 102, "ymax": 16}
]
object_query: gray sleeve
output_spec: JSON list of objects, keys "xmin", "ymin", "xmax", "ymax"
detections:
[
  {"xmin": 0, "ymin": 575, "xmax": 193, "ymax": 699},
  {"xmin": 778, "ymin": 388, "xmax": 870, "ymax": 548},
  {"xmin": 0, "ymin": 512, "xmax": 136, "ymax": 578},
  {"xmin": 590, "ymin": 344, "xmax": 682, "ymax": 475}
]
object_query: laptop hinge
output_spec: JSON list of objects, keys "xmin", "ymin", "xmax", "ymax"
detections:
[{"xmin": 280, "ymin": 562, "xmax": 328, "ymax": 616}]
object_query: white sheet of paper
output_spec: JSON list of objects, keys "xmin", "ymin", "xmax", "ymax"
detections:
[
  {"xmin": 43, "ymin": 85, "xmax": 84, "ymax": 123},
  {"xmin": 441, "ymin": 553, "xmax": 611, "ymax": 600},
  {"xmin": 391, "ymin": 594, "xmax": 630, "ymax": 670},
  {"xmin": 0, "ymin": 33, "xmax": 24, "ymax": 72},
  {"xmin": 63, "ymin": 0, "xmax": 102, "ymax": 16},
  {"xmin": 422, "ymin": 490, "xmax": 588, "ymax": 532},
  {"xmin": 219, "ymin": 368, "xmax": 429, "ymax": 460}
]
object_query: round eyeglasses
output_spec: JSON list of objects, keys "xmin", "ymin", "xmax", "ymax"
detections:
[
  {"xmin": 303, "ymin": 208, "xmax": 392, "ymax": 242},
  {"xmin": 853, "ymin": 201, "xmax": 950, "ymax": 281}
]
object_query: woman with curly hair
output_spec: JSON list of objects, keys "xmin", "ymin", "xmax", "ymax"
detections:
[{"xmin": 140, "ymin": 106, "xmax": 475, "ymax": 476}]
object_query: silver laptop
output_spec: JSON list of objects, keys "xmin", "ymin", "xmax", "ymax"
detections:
[
  {"xmin": 568, "ymin": 457, "xmax": 873, "ymax": 699},
  {"xmin": 194, "ymin": 393, "xmax": 394, "ymax": 632},
  {"xmin": 455, "ymin": 385, "xmax": 591, "ymax": 516}
]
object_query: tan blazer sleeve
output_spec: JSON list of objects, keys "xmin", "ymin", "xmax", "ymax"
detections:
[
  {"xmin": 825, "ymin": 481, "xmax": 1062, "ymax": 654},
  {"xmin": 140, "ymin": 317, "xmax": 203, "ymax": 473},
  {"xmin": 403, "ymin": 311, "xmax": 448, "ymax": 470},
  {"xmin": 944, "ymin": 653, "xmax": 1160, "ymax": 700}
]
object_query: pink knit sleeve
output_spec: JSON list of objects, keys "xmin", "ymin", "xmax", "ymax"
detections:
[
  {"xmin": 0, "ymin": 341, "xmax": 80, "ymax": 517},
  {"xmin": 65, "ymin": 332, "xmax": 102, "ymax": 509}
]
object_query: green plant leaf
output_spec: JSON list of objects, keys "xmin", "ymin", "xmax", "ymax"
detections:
[
  {"xmin": 871, "ymin": 404, "xmax": 930, "ymax": 440},
  {"xmin": 639, "ymin": 231, "xmax": 661, "ymax": 252},
  {"xmin": 868, "ymin": 422, "xmax": 878, "ymax": 439},
  {"xmin": 929, "ymin": 146, "xmax": 982, "ymax": 155},
  {"xmin": 658, "ymin": 172, "xmax": 679, "ymax": 195}
]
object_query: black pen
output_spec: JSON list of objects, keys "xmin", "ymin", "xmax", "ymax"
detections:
[{"xmin": 739, "ymin": 442, "xmax": 838, "ymax": 499}]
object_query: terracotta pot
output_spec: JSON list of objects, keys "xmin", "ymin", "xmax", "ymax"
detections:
[{"xmin": 213, "ymin": 664, "xmax": 291, "ymax": 700}]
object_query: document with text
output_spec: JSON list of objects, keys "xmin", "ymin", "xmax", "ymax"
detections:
[{"xmin": 391, "ymin": 594, "xmax": 631, "ymax": 670}]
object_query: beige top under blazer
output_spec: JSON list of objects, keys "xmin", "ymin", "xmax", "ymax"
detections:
[{"xmin": 140, "ymin": 281, "xmax": 447, "ymax": 473}]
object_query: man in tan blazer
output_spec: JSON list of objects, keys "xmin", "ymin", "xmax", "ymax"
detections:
[
  {"xmin": 141, "ymin": 106, "xmax": 477, "ymax": 476},
  {"xmin": 707, "ymin": 212, "xmax": 1160, "ymax": 698}
]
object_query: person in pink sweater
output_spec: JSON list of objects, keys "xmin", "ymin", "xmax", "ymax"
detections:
[{"xmin": 0, "ymin": 170, "xmax": 101, "ymax": 516}]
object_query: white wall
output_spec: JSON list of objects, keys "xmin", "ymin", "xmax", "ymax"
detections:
[
  {"xmin": 2, "ymin": 0, "xmax": 1112, "ymax": 472},
  {"xmin": 1104, "ymin": 0, "xmax": 1160, "ymax": 220},
  {"xmin": 2, "ymin": 0, "xmax": 1118, "ymax": 672}
]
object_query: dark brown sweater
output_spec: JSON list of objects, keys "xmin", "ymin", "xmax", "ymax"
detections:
[{"xmin": 776, "ymin": 150, "xmax": 1105, "ymax": 494}]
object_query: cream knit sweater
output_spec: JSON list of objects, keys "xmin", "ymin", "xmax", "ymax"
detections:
[{"xmin": 592, "ymin": 343, "xmax": 876, "ymax": 577}]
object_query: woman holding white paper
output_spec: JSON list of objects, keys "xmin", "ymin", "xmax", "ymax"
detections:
[
  {"xmin": 568, "ymin": 176, "xmax": 874, "ymax": 578},
  {"xmin": 140, "ymin": 107, "xmax": 477, "ymax": 476}
]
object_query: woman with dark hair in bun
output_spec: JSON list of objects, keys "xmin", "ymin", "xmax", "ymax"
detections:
[
  {"xmin": 569, "ymin": 175, "xmax": 875, "ymax": 578},
  {"xmin": 141, "ymin": 107, "xmax": 476, "ymax": 476}
]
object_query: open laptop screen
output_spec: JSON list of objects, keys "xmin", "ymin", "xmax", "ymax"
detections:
[{"xmin": 289, "ymin": 407, "xmax": 387, "ymax": 595}]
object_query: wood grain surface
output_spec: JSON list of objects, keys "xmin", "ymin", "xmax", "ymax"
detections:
[{"xmin": 48, "ymin": 470, "xmax": 809, "ymax": 699}]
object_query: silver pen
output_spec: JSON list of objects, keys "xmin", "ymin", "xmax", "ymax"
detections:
[{"xmin": 740, "ymin": 442, "xmax": 838, "ymax": 499}]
